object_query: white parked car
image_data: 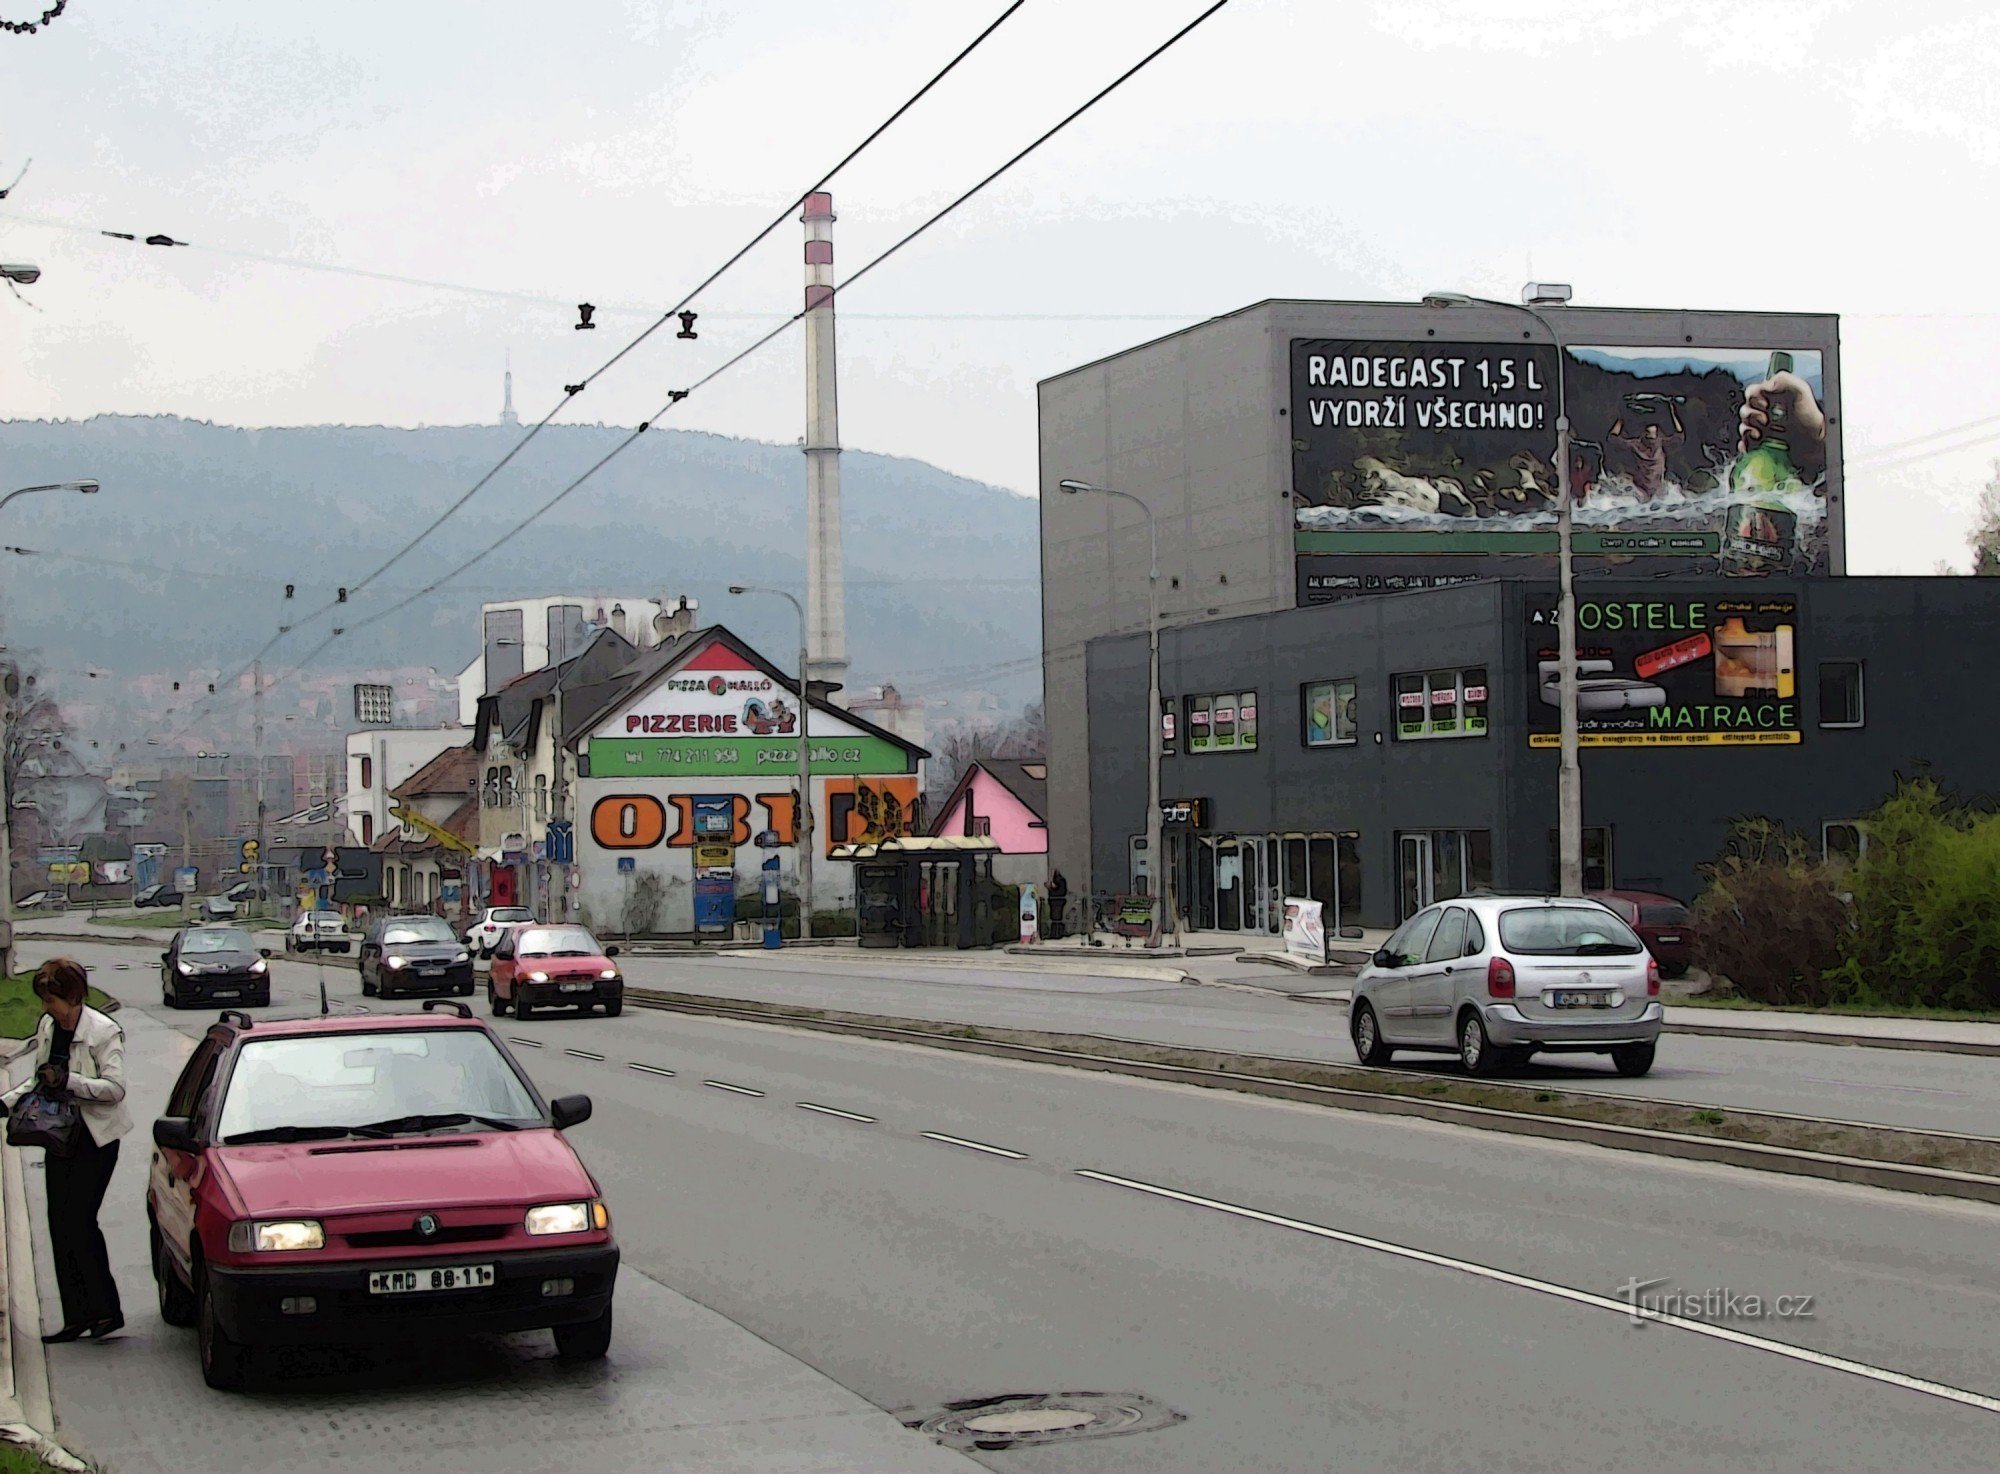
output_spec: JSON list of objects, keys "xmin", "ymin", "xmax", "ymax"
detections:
[
  {"xmin": 286, "ymin": 909, "xmax": 354, "ymax": 955},
  {"xmin": 1349, "ymin": 895, "xmax": 1663, "ymax": 1077},
  {"xmin": 465, "ymin": 905, "xmax": 535, "ymax": 954}
]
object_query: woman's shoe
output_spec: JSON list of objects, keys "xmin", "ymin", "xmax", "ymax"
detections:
[
  {"xmin": 40, "ymin": 1325, "xmax": 86, "ymax": 1344},
  {"xmin": 82, "ymin": 1315, "xmax": 125, "ymax": 1340}
]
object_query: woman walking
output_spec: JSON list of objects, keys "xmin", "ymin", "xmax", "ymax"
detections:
[{"xmin": 3, "ymin": 958, "xmax": 129, "ymax": 1341}]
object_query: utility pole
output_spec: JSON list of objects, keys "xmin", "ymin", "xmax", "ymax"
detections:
[
  {"xmin": 0, "ymin": 669, "xmax": 14, "ymax": 979},
  {"xmin": 729, "ymin": 585, "xmax": 813, "ymax": 941},
  {"xmin": 1422, "ymin": 285, "xmax": 1583, "ymax": 895},
  {"xmin": 254, "ymin": 658, "xmax": 267, "ymax": 918}
]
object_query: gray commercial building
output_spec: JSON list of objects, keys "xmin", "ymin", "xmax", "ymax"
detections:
[
  {"xmin": 1084, "ymin": 577, "xmax": 1991, "ymax": 933},
  {"xmin": 1039, "ymin": 295, "xmax": 1896, "ymax": 929}
]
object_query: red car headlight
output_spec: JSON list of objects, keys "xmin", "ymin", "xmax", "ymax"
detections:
[
  {"xmin": 525, "ymin": 1200, "xmax": 606, "ymax": 1236},
  {"xmin": 228, "ymin": 1219, "xmax": 325, "ymax": 1252}
]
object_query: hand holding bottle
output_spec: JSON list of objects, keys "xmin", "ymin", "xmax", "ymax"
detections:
[{"xmin": 1738, "ymin": 371, "xmax": 1827, "ymax": 477}]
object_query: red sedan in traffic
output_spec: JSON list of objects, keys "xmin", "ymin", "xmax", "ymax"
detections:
[
  {"xmin": 485, "ymin": 923, "xmax": 625, "ymax": 1020},
  {"xmin": 147, "ymin": 1002, "xmax": 618, "ymax": 1389}
]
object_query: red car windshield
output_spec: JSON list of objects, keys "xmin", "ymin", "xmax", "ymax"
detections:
[
  {"xmin": 217, "ymin": 1030, "xmax": 541, "ymax": 1143},
  {"xmin": 516, "ymin": 926, "xmax": 602, "ymax": 958}
]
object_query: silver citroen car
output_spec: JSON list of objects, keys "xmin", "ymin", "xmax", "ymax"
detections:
[{"xmin": 1350, "ymin": 896, "xmax": 1663, "ymax": 1077}]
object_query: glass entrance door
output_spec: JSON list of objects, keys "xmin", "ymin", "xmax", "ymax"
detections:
[{"xmin": 1398, "ymin": 833, "xmax": 1433, "ymax": 920}]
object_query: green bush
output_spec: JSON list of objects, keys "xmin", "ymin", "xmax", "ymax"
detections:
[
  {"xmin": 1691, "ymin": 819, "xmax": 1847, "ymax": 1006},
  {"xmin": 1828, "ymin": 778, "xmax": 2000, "ymax": 1011}
]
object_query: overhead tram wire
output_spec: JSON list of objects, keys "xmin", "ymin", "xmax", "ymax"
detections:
[
  {"xmin": 166, "ymin": 0, "xmax": 1238, "ymax": 744},
  {"xmin": 134, "ymin": 0, "xmax": 1034, "ymax": 738},
  {"xmin": 278, "ymin": 0, "xmax": 1034, "ymax": 617},
  {"xmin": 296, "ymin": 0, "xmax": 1243, "ymax": 650}
]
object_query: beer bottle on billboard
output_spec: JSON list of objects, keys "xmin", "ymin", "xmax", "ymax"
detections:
[{"xmin": 1721, "ymin": 350, "xmax": 1802, "ymax": 574}]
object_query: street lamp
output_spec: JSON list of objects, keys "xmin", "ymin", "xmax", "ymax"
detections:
[
  {"xmin": 728, "ymin": 584, "xmax": 813, "ymax": 941},
  {"xmin": 0, "ymin": 264, "xmax": 40, "ymax": 285},
  {"xmin": 1057, "ymin": 477, "xmax": 1170, "ymax": 947},
  {"xmin": 1, "ymin": 475, "xmax": 99, "ymax": 971},
  {"xmin": 1422, "ymin": 284, "xmax": 1584, "ymax": 895}
]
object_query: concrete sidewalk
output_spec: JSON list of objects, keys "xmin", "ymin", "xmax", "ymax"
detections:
[{"xmin": 1663, "ymin": 1004, "xmax": 2000, "ymax": 1056}]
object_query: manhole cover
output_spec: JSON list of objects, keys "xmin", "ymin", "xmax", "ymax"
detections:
[
  {"xmin": 898, "ymin": 1391, "xmax": 1183, "ymax": 1452},
  {"xmin": 963, "ymin": 1408, "xmax": 1095, "ymax": 1436}
]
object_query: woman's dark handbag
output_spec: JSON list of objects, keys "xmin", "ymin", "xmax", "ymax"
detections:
[{"xmin": 7, "ymin": 1087, "xmax": 81, "ymax": 1158}]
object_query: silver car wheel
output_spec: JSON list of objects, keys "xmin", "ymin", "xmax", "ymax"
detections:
[
  {"xmin": 1357, "ymin": 1009, "xmax": 1377, "ymax": 1057},
  {"xmin": 1460, "ymin": 1014, "xmax": 1484, "ymax": 1071}
]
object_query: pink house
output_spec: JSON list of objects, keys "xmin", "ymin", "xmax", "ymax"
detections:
[{"xmin": 930, "ymin": 760, "xmax": 1048, "ymax": 886}]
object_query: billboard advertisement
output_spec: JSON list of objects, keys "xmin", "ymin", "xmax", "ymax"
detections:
[
  {"xmin": 1292, "ymin": 337, "xmax": 1837, "ymax": 602},
  {"xmin": 1526, "ymin": 593, "xmax": 1800, "ymax": 748}
]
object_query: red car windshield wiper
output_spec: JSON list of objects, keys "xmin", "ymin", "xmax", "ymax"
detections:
[
  {"xmin": 224, "ymin": 1124, "xmax": 364, "ymax": 1145},
  {"xmin": 349, "ymin": 1111, "xmax": 522, "ymax": 1137}
]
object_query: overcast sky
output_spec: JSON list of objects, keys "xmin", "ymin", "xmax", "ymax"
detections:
[{"xmin": 6, "ymin": 0, "xmax": 2000, "ymax": 572}]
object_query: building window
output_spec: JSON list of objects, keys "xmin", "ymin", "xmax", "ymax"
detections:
[
  {"xmin": 484, "ymin": 767, "xmax": 502, "ymax": 808},
  {"xmin": 1824, "ymin": 821, "xmax": 1869, "ymax": 865},
  {"xmin": 1394, "ymin": 667, "xmax": 1489, "ymax": 741},
  {"xmin": 360, "ymin": 813, "xmax": 373, "ymax": 845},
  {"xmin": 1302, "ymin": 679, "xmax": 1358, "ymax": 747},
  {"xmin": 358, "ymin": 755, "xmax": 372, "ymax": 789},
  {"xmin": 1396, "ymin": 830, "xmax": 1493, "ymax": 919},
  {"xmin": 500, "ymin": 767, "xmax": 518, "ymax": 809},
  {"xmin": 534, "ymin": 774, "xmax": 548, "ymax": 822},
  {"xmin": 1546, "ymin": 827, "xmax": 1615, "ymax": 893},
  {"xmin": 1185, "ymin": 691, "xmax": 1257, "ymax": 753},
  {"xmin": 972, "ymin": 815, "xmax": 992, "ymax": 837},
  {"xmin": 1819, "ymin": 661, "xmax": 1864, "ymax": 728},
  {"xmin": 1161, "ymin": 699, "xmax": 1176, "ymax": 754}
]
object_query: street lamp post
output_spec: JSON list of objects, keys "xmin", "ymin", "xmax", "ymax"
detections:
[
  {"xmin": 1422, "ymin": 287, "xmax": 1583, "ymax": 894},
  {"xmin": 0, "ymin": 477, "xmax": 98, "ymax": 973},
  {"xmin": 1058, "ymin": 478, "xmax": 1169, "ymax": 947},
  {"xmin": 728, "ymin": 586, "xmax": 813, "ymax": 941}
]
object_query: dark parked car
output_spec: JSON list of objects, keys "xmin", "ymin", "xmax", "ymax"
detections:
[
  {"xmin": 1588, "ymin": 890, "xmax": 1697, "ymax": 979},
  {"xmin": 147, "ymin": 1003, "xmax": 615, "ymax": 1389},
  {"xmin": 134, "ymin": 883, "xmax": 183, "ymax": 909},
  {"xmin": 360, "ymin": 915, "xmax": 475, "ymax": 999},
  {"xmin": 162, "ymin": 926, "xmax": 273, "ymax": 1009}
]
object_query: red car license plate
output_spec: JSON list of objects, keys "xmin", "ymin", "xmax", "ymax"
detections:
[{"xmin": 368, "ymin": 1264, "xmax": 495, "ymax": 1295}]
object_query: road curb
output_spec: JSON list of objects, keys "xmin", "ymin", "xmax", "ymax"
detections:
[
  {"xmin": 0, "ymin": 1056, "xmax": 84, "ymax": 1470},
  {"xmin": 1665, "ymin": 1019, "xmax": 2000, "ymax": 1059},
  {"xmin": 709, "ymin": 949, "xmax": 1195, "ymax": 987},
  {"xmin": 628, "ymin": 990, "xmax": 2000, "ymax": 1206}
]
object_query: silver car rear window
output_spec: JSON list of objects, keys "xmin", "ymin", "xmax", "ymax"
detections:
[{"xmin": 1498, "ymin": 906, "xmax": 1643, "ymax": 956}]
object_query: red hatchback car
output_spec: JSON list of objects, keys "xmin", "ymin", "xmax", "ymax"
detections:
[
  {"xmin": 147, "ymin": 1002, "xmax": 618, "ymax": 1390},
  {"xmin": 486, "ymin": 923, "xmax": 625, "ymax": 1020},
  {"xmin": 1588, "ymin": 890, "xmax": 1698, "ymax": 979}
]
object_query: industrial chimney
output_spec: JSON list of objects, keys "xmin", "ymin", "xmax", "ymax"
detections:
[{"xmin": 802, "ymin": 191, "xmax": 849, "ymax": 700}]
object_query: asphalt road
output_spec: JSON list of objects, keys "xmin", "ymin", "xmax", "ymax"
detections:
[
  {"xmin": 9, "ymin": 935, "xmax": 978, "ymax": 1474},
  {"xmin": 33, "ymin": 917, "xmax": 2000, "ymax": 1138},
  {"xmin": 22, "ymin": 934, "xmax": 2000, "ymax": 1472},
  {"xmin": 630, "ymin": 950, "xmax": 2000, "ymax": 1139}
]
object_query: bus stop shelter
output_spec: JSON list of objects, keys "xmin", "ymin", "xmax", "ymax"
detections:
[{"xmin": 829, "ymin": 835, "xmax": 1003, "ymax": 949}]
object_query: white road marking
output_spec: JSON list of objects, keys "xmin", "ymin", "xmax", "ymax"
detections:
[
  {"xmin": 627, "ymin": 1063, "xmax": 676, "ymax": 1079},
  {"xmin": 1076, "ymin": 1170, "xmax": 2000, "ymax": 1417},
  {"xmin": 564, "ymin": 1048, "xmax": 606, "ymax": 1062},
  {"xmin": 920, "ymin": 1131, "xmax": 1028, "ymax": 1160},
  {"xmin": 704, "ymin": 1080, "xmax": 765, "ymax": 1098},
  {"xmin": 509, "ymin": 1036, "xmax": 543, "ymax": 1049},
  {"xmin": 797, "ymin": 1102, "xmax": 877, "ymax": 1124}
]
